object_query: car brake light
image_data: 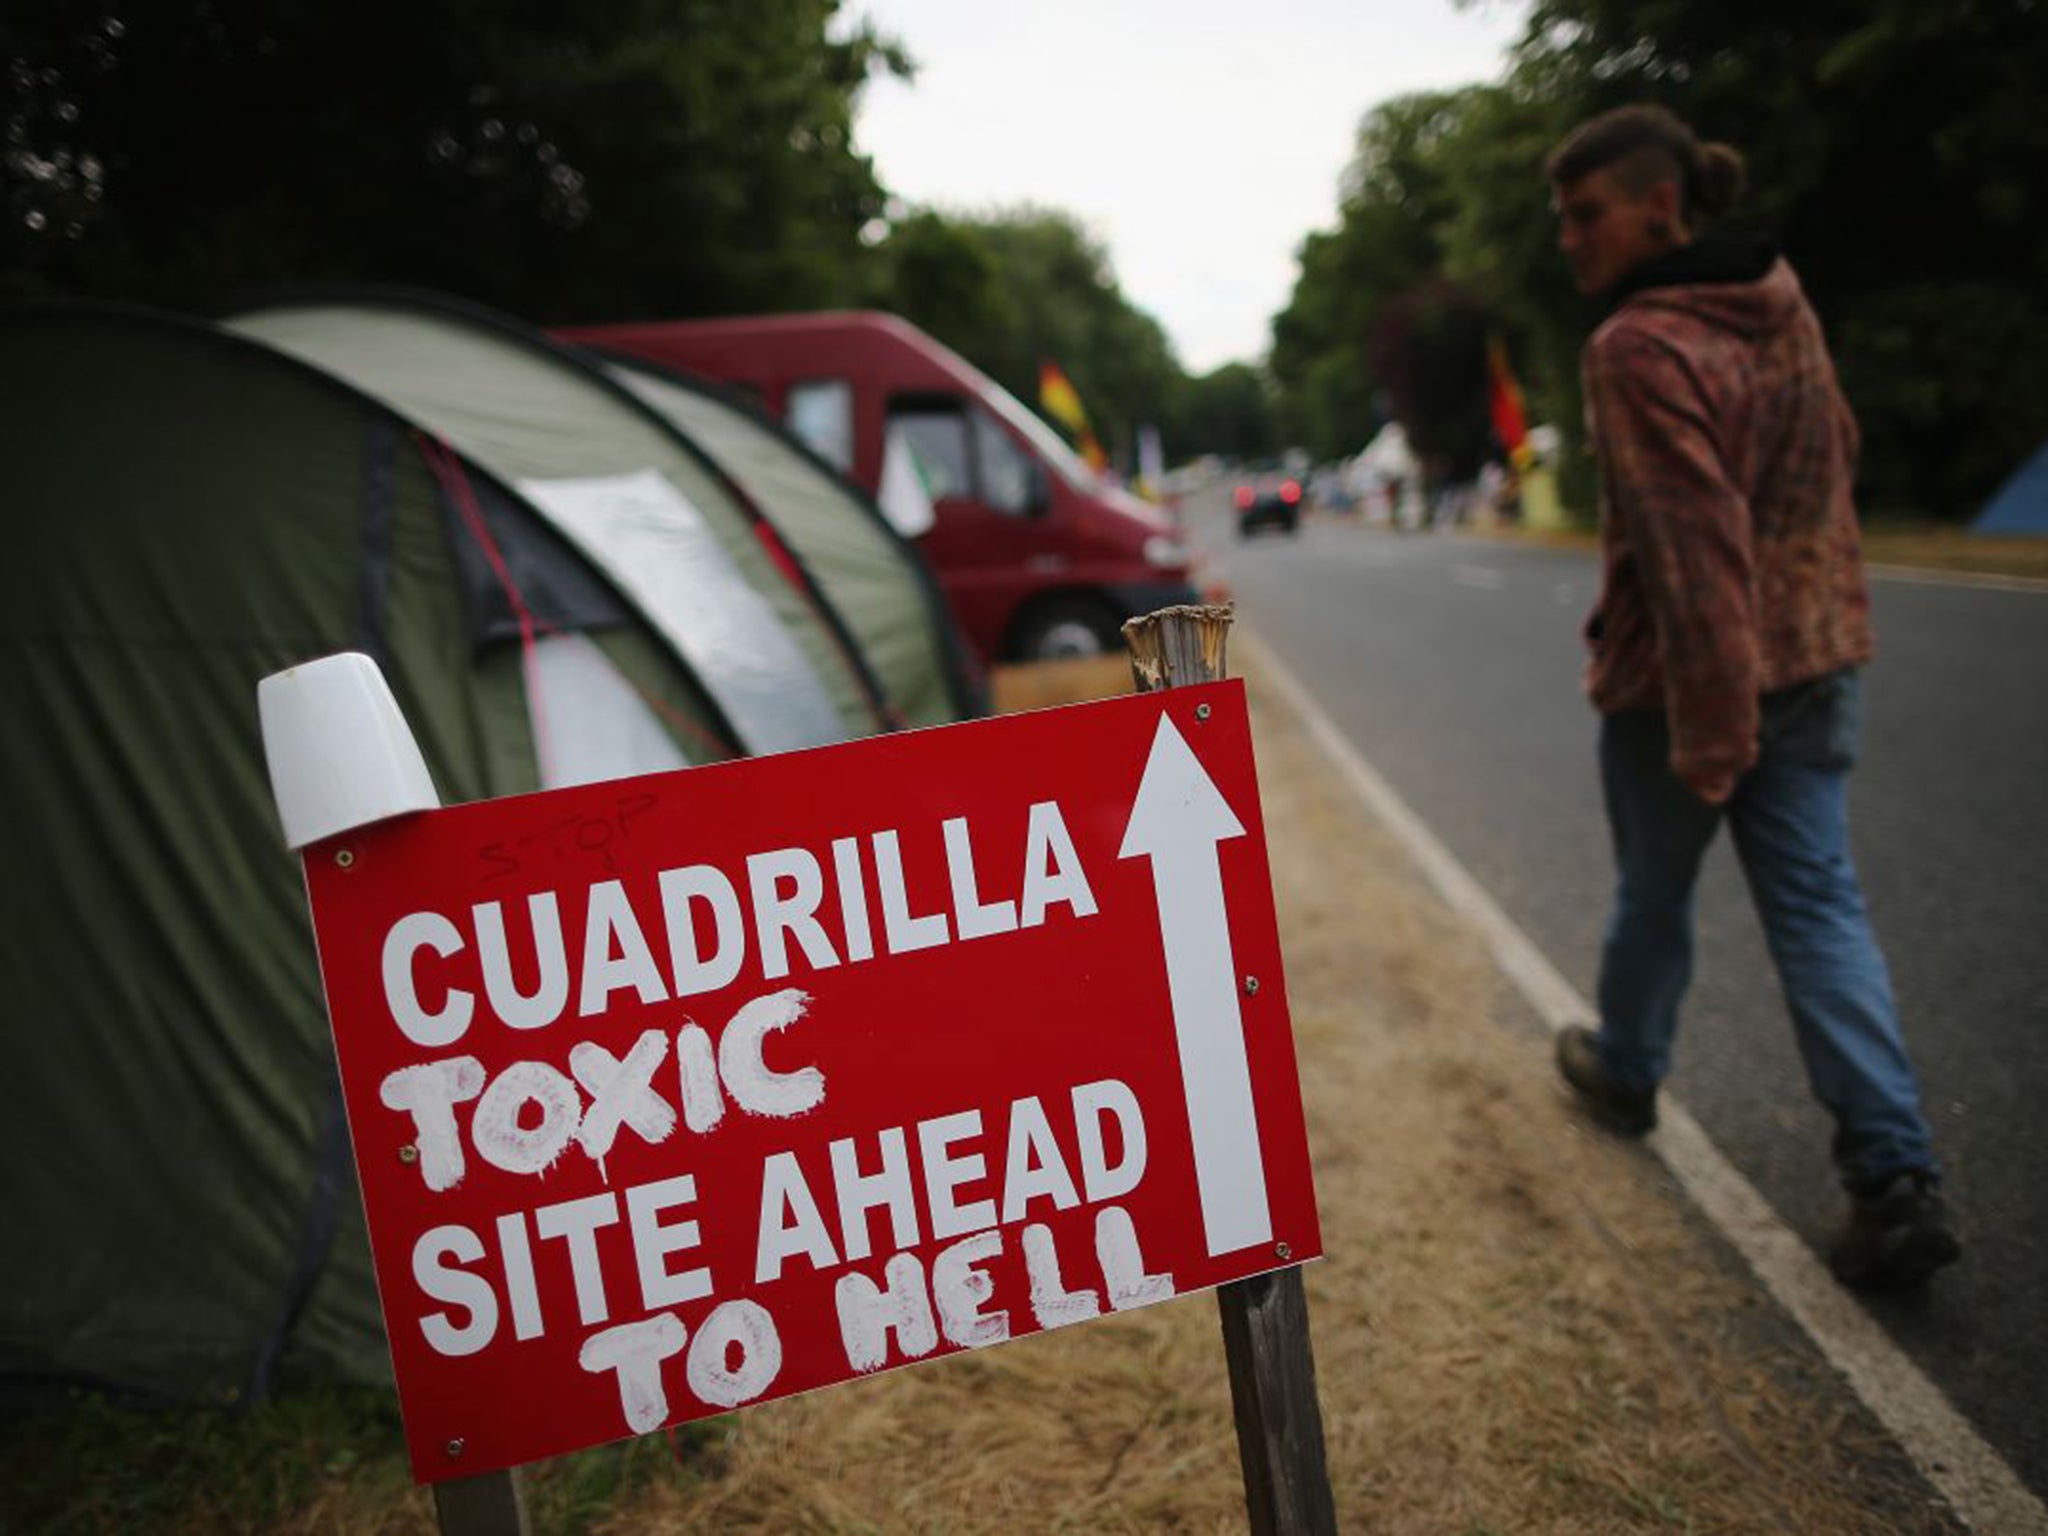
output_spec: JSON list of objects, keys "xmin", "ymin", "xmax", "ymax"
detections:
[
  {"xmin": 1233, "ymin": 486, "xmax": 1255, "ymax": 509},
  {"xmin": 1280, "ymin": 480, "xmax": 1301, "ymax": 504}
]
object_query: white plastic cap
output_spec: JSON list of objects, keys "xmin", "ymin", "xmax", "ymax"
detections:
[{"xmin": 258, "ymin": 652, "xmax": 440, "ymax": 849}]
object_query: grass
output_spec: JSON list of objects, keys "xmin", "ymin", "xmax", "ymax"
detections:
[
  {"xmin": 0, "ymin": 1384, "xmax": 419, "ymax": 1535},
  {"xmin": 1472, "ymin": 515, "xmax": 2048, "ymax": 582},
  {"xmin": 1856, "ymin": 522, "xmax": 2048, "ymax": 579},
  {"xmin": 1, "ymin": 650, "xmax": 1968, "ymax": 1534},
  {"xmin": 0, "ymin": 1383, "xmax": 725, "ymax": 1534}
]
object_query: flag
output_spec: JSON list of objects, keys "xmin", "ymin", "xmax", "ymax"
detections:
[
  {"xmin": 1038, "ymin": 359, "xmax": 1109, "ymax": 474},
  {"xmin": 1486, "ymin": 336, "xmax": 1532, "ymax": 469},
  {"xmin": 877, "ymin": 424, "xmax": 936, "ymax": 537}
]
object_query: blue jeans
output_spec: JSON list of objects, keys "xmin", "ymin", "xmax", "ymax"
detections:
[{"xmin": 1594, "ymin": 669, "xmax": 1938, "ymax": 1194}]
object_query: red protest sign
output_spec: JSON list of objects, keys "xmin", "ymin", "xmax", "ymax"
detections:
[{"xmin": 300, "ymin": 678, "xmax": 1321, "ymax": 1481}]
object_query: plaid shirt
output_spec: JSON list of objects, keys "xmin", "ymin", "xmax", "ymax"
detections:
[{"xmin": 1582, "ymin": 256, "xmax": 1874, "ymax": 799}]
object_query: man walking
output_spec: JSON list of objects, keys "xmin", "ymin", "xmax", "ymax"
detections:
[{"xmin": 1545, "ymin": 105, "xmax": 1959, "ymax": 1289}]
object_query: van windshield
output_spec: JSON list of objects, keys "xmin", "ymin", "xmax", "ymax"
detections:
[{"xmin": 977, "ymin": 381, "xmax": 1101, "ymax": 493}]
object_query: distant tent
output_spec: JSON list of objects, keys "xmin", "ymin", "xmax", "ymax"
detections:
[
  {"xmin": 226, "ymin": 290, "xmax": 895, "ymax": 754},
  {"xmin": 1973, "ymin": 443, "xmax": 2048, "ymax": 534},
  {"xmin": 588, "ymin": 352, "xmax": 983, "ymax": 728},
  {"xmin": 0, "ymin": 303, "xmax": 747, "ymax": 1403}
]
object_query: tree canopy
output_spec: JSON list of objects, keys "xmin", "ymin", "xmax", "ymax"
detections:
[
  {"xmin": 2, "ymin": 6, "xmax": 1222, "ymax": 469},
  {"xmin": 1269, "ymin": 2, "xmax": 2048, "ymax": 517},
  {"xmin": 1175, "ymin": 363, "xmax": 1280, "ymax": 464},
  {"xmin": 1, "ymin": 0, "xmax": 907, "ymax": 320}
]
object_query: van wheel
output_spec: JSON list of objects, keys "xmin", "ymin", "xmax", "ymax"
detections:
[{"xmin": 1013, "ymin": 599, "xmax": 1124, "ymax": 661}]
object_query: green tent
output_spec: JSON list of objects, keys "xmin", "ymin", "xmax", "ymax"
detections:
[
  {"xmin": 587, "ymin": 353, "xmax": 984, "ymax": 729},
  {"xmin": 0, "ymin": 303, "xmax": 810, "ymax": 1405},
  {"xmin": 227, "ymin": 291, "xmax": 915, "ymax": 753}
]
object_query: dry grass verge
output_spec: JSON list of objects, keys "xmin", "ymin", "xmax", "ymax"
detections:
[
  {"xmin": 987, "ymin": 653, "xmax": 1136, "ymax": 715},
  {"xmin": 1857, "ymin": 525, "xmax": 2048, "ymax": 580},
  {"xmin": 1469, "ymin": 521, "xmax": 2048, "ymax": 583}
]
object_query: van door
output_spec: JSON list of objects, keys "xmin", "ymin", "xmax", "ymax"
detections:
[{"xmin": 886, "ymin": 392, "xmax": 1048, "ymax": 659}]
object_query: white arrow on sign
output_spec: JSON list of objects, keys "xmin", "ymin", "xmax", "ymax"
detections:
[{"xmin": 1119, "ymin": 713, "xmax": 1273, "ymax": 1257}]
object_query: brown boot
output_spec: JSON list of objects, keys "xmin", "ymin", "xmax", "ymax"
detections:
[
  {"xmin": 1555, "ymin": 1025, "xmax": 1657, "ymax": 1136},
  {"xmin": 1828, "ymin": 1172, "xmax": 1960, "ymax": 1291}
]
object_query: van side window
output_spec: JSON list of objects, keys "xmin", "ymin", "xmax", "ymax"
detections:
[
  {"xmin": 786, "ymin": 379, "xmax": 854, "ymax": 471},
  {"xmin": 886, "ymin": 400, "xmax": 971, "ymax": 500},
  {"xmin": 973, "ymin": 410, "xmax": 1036, "ymax": 515}
]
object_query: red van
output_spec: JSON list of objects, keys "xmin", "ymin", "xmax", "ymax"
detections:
[{"xmin": 556, "ymin": 311, "xmax": 1204, "ymax": 663}]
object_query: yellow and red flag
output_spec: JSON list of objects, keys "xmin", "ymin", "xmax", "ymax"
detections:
[
  {"xmin": 1487, "ymin": 336, "xmax": 1533, "ymax": 469},
  {"xmin": 1038, "ymin": 359, "xmax": 1109, "ymax": 473}
]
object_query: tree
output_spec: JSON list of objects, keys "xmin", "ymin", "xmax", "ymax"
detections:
[
  {"xmin": 1269, "ymin": 91, "xmax": 1515, "ymax": 468},
  {"xmin": 0, "ymin": 0, "xmax": 908, "ymax": 320},
  {"xmin": 1173, "ymin": 363, "xmax": 1280, "ymax": 462},
  {"xmin": 1370, "ymin": 278, "xmax": 1495, "ymax": 486},
  {"xmin": 1494, "ymin": 0, "xmax": 2048, "ymax": 515},
  {"xmin": 866, "ymin": 209, "xmax": 1021, "ymax": 369},
  {"xmin": 1274, "ymin": 5, "xmax": 2048, "ymax": 516}
]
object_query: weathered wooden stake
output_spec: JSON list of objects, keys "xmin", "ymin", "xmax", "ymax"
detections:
[
  {"xmin": 259, "ymin": 653, "xmax": 531, "ymax": 1536},
  {"xmin": 1124, "ymin": 605, "xmax": 1340, "ymax": 1536},
  {"xmin": 432, "ymin": 1469, "xmax": 533, "ymax": 1536}
]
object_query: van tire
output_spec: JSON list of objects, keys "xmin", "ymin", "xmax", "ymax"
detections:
[{"xmin": 1010, "ymin": 597, "xmax": 1125, "ymax": 662}]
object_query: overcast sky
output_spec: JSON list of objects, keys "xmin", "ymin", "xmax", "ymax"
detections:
[{"xmin": 847, "ymin": 0, "xmax": 1531, "ymax": 374}]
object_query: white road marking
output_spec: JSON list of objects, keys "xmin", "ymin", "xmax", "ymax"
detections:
[
  {"xmin": 1240, "ymin": 627, "xmax": 2048, "ymax": 1535},
  {"xmin": 1451, "ymin": 563, "xmax": 1507, "ymax": 590}
]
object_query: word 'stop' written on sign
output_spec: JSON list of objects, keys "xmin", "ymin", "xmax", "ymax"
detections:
[{"xmin": 300, "ymin": 679, "xmax": 1321, "ymax": 1482}]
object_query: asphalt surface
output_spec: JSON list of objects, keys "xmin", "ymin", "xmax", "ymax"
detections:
[{"xmin": 1183, "ymin": 488, "xmax": 2048, "ymax": 1497}]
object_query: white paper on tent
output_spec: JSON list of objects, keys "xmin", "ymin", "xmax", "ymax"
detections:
[
  {"xmin": 877, "ymin": 425, "xmax": 937, "ymax": 538},
  {"xmin": 518, "ymin": 469, "xmax": 848, "ymax": 756},
  {"xmin": 526, "ymin": 631, "xmax": 692, "ymax": 788}
]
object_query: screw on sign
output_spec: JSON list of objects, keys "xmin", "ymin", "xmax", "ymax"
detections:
[{"xmin": 258, "ymin": 618, "xmax": 1329, "ymax": 1534}]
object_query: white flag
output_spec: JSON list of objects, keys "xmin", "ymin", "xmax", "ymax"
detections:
[{"xmin": 878, "ymin": 426, "xmax": 937, "ymax": 538}]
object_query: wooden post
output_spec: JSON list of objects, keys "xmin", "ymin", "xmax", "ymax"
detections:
[
  {"xmin": 1123, "ymin": 605, "xmax": 1339, "ymax": 1536},
  {"xmin": 258, "ymin": 653, "xmax": 531, "ymax": 1536},
  {"xmin": 432, "ymin": 1470, "xmax": 532, "ymax": 1536}
]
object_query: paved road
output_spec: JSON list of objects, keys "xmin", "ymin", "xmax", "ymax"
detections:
[{"xmin": 1183, "ymin": 488, "xmax": 2048, "ymax": 1495}]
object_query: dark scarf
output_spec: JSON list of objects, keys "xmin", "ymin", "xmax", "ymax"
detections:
[{"xmin": 1604, "ymin": 233, "xmax": 1779, "ymax": 309}]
